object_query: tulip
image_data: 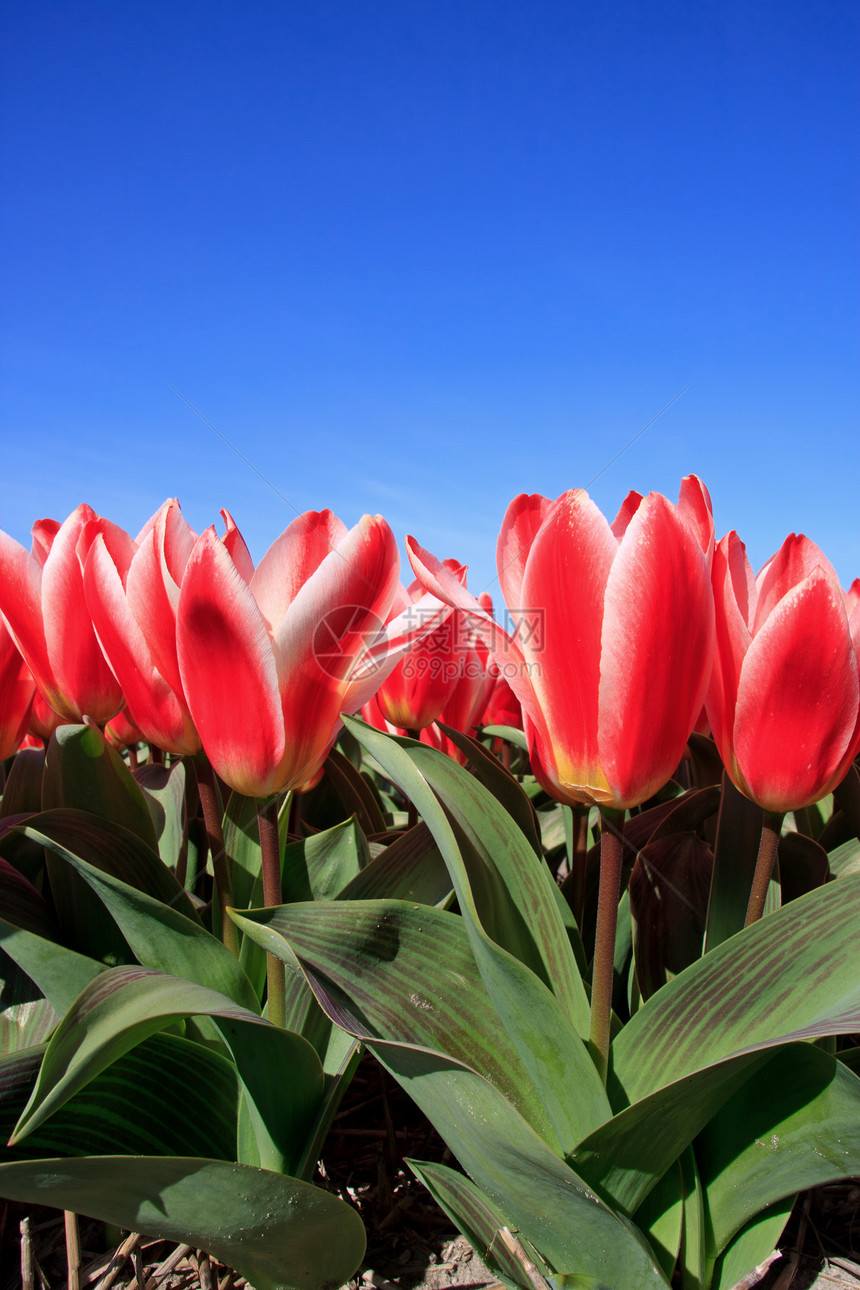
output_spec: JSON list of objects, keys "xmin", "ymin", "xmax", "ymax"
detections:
[
  {"xmin": 176, "ymin": 508, "xmax": 446, "ymax": 798},
  {"xmin": 407, "ymin": 475, "xmax": 715, "ymax": 811},
  {"xmin": 0, "ymin": 506, "xmax": 125, "ymax": 724},
  {"xmin": 706, "ymin": 531, "xmax": 860, "ymax": 815},
  {"xmin": 408, "ymin": 476, "xmax": 715, "ymax": 1081},
  {"xmin": 80, "ymin": 499, "xmax": 221, "ymax": 756},
  {"xmin": 374, "ymin": 563, "xmax": 471, "ymax": 733},
  {"xmin": 0, "ymin": 623, "xmax": 35, "ymax": 760}
]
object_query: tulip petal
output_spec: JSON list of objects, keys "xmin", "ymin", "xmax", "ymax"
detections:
[
  {"xmin": 496, "ymin": 493, "xmax": 553, "ymax": 619},
  {"xmin": 126, "ymin": 502, "xmax": 196, "ymax": 700},
  {"xmin": 677, "ymin": 475, "xmax": 715, "ymax": 560},
  {"xmin": 178, "ymin": 531, "xmax": 285, "ymax": 796},
  {"xmin": 406, "ymin": 536, "xmax": 545, "ymax": 743},
  {"xmin": 733, "ymin": 568, "xmax": 860, "ymax": 811},
  {"xmin": 219, "ymin": 510, "xmax": 255, "ymax": 583},
  {"xmin": 0, "ymin": 530, "xmax": 55, "ymax": 707},
  {"xmin": 754, "ymin": 534, "xmax": 840, "ymax": 635},
  {"xmin": 706, "ymin": 532, "xmax": 755, "ymax": 772},
  {"xmin": 600, "ymin": 494, "xmax": 713, "ymax": 807},
  {"xmin": 0, "ymin": 628, "xmax": 35, "ymax": 759},
  {"xmin": 270, "ymin": 516, "xmax": 399, "ymax": 785},
  {"xmin": 610, "ymin": 490, "xmax": 644, "ymax": 540},
  {"xmin": 251, "ymin": 510, "xmax": 347, "ymax": 636},
  {"xmin": 520, "ymin": 491, "xmax": 617, "ymax": 801},
  {"xmin": 85, "ymin": 535, "xmax": 199, "ymax": 756}
]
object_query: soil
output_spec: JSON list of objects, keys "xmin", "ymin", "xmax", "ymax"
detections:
[{"xmin": 1, "ymin": 1057, "xmax": 858, "ymax": 1290}]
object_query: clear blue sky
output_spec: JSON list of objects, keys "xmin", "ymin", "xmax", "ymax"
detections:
[{"xmin": 2, "ymin": 0, "xmax": 857, "ymax": 600}]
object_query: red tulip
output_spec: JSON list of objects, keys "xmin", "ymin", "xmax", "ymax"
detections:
[
  {"xmin": 0, "ymin": 623, "xmax": 35, "ymax": 760},
  {"xmin": 176, "ymin": 509, "xmax": 442, "ymax": 797},
  {"xmin": 374, "ymin": 562, "xmax": 470, "ymax": 731},
  {"xmin": 0, "ymin": 505, "xmax": 125, "ymax": 724},
  {"xmin": 407, "ymin": 476, "xmax": 715, "ymax": 810},
  {"xmin": 80, "ymin": 499, "xmax": 219, "ymax": 756},
  {"xmin": 706, "ymin": 531, "xmax": 860, "ymax": 812}
]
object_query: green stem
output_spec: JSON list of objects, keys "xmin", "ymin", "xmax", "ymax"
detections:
[
  {"xmin": 744, "ymin": 812, "xmax": 784, "ymax": 926},
  {"xmin": 589, "ymin": 807, "xmax": 625, "ymax": 1084},
  {"xmin": 258, "ymin": 794, "xmax": 286, "ymax": 1028},
  {"xmin": 194, "ymin": 756, "xmax": 237, "ymax": 957}
]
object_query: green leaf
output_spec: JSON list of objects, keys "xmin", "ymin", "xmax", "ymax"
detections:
[
  {"xmin": 24, "ymin": 808, "xmax": 200, "ymax": 919},
  {"xmin": 0, "ymin": 747, "xmax": 45, "ymax": 819},
  {"xmin": 438, "ymin": 724, "xmax": 542, "ymax": 857},
  {"xmin": 42, "ymin": 724, "xmax": 158, "ymax": 850},
  {"xmin": 0, "ymin": 1155, "xmax": 366, "ymax": 1290},
  {"xmin": 338, "ymin": 821, "xmax": 453, "ymax": 905},
  {"xmin": 237, "ymin": 908, "xmax": 668, "ymax": 1286},
  {"xmin": 696, "ymin": 1044, "xmax": 860, "ymax": 1259},
  {"xmin": 0, "ymin": 918, "xmax": 107, "ymax": 1013},
  {"xmin": 324, "ymin": 746, "xmax": 387, "ymax": 834},
  {"xmin": 232, "ymin": 900, "xmax": 561, "ymax": 1148},
  {"xmin": 10, "ymin": 966, "xmax": 290, "ymax": 1143},
  {"xmin": 410, "ymin": 1159, "xmax": 553, "ymax": 1290},
  {"xmin": 134, "ymin": 759, "xmax": 187, "ymax": 872},
  {"xmin": 612, "ymin": 875, "xmax": 860, "ymax": 1105},
  {"xmin": 341, "ymin": 721, "xmax": 606, "ymax": 1153},
  {"xmin": 0, "ymin": 999, "xmax": 59, "ymax": 1056},
  {"xmin": 828, "ymin": 836, "xmax": 860, "ymax": 878},
  {"xmin": 367, "ymin": 1043, "xmax": 670, "ymax": 1288},
  {"xmin": 282, "ymin": 816, "xmax": 370, "ymax": 902},
  {"xmin": 709, "ymin": 1201, "xmax": 793, "ymax": 1290},
  {"xmin": 21, "ymin": 825, "xmax": 258, "ymax": 1011},
  {"xmin": 0, "ymin": 1031, "xmax": 238, "ymax": 1162}
]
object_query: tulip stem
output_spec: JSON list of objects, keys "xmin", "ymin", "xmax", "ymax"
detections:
[
  {"xmin": 194, "ymin": 756, "xmax": 238, "ymax": 957},
  {"xmin": 589, "ymin": 808, "xmax": 625, "ymax": 1084},
  {"xmin": 744, "ymin": 812, "xmax": 784, "ymax": 926},
  {"xmin": 259, "ymin": 795, "xmax": 286, "ymax": 1029}
]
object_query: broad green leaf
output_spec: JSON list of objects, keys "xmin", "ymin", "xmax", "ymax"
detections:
[
  {"xmin": 366, "ymin": 1042, "xmax": 670, "ymax": 1288},
  {"xmin": 696, "ymin": 1044, "xmax": 860, "ymax": 1258},
  {"xmin": 24, "ymin": 808, "xmax": 200, "ymax": 920},
  {"xmin": 0, "ymin": 1031, "xmax": 237, "ymax": 1161},
  {"xmin": 0, "ymin": 917, "xmax": 107, "ymax": 1013},
  {"xmin": 282, "ymin": 816, "xmax": 370, "ymax": 902},
  {"xmin": 438, "ymin": 724, "xmax": 542, "ymax": 857},
  {"xmin": 0, "ymin": 855, "xmax": 56, "ymax": 938},
  {"xmin": 42, "ymin": 724, "xmax": 158, "ymax": 850},
  {"xmin": 632, "ymin": 1164, "xmax": 682, "ymax": 1283},
  {"xmin": 829, "ymin": 836, "xmax": 860, "ymax": 878},
  {"xmin": 410, "ymin": 1159, "xmax": 553, "ymax": 1290},
  {"xmin": 21, "ymin": 828, "xmax": 258, "ymax": 1011},
  {"xmin": 613, "ymin": 876, "xmax": 860, "ymax": 1105},
  {"xmin": 709, "ymin": 1201, "xmax": 793, "ymax": 1290},
  {"xmin": 134, "ymin": 759, "xmax": 187, "ymax": 871},
  {"xmin": 338, "ymin": 821, "xmax": 453, "ymax": 906},
  {"xmin": 10, "ymin": 966, "xmax": 298, "ymax": 1143},
  {"xmin": 571, "ymin": 1051, "xmax": 772, "ymax": 1215},
  {"xmin": 232, "ymin": 900, "xmax": 562, "ymax": 1148},
  {"xmin": 629, "ymin": 833, "xmax": 712, "ymax": 1002},
  {"xmin": 482, "ymin": 724, "xmax": 528, "ymax": 751},
  {"xmin": 342, "ymin": 721, "xmax": 606, "ymax": 1152},
  {"xmin": 0, "ymin": 1155, "xmax": 366, "ymax": 1290}
]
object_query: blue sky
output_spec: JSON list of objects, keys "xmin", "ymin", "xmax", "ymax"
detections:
[{"xmin": 2, "ymin": 0, "xmax": 857, "ymax": 601}]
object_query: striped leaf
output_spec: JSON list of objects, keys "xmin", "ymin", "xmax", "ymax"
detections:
[
  {"xmin": 341, "ymin": 720, "xmax": 606, "ymax": 1153},
  {"xmin": 232, "ymin": 900, "xmax": 560, "ymax": 1148},
  {"xmin": 410, "ymin": 1159, "xmax": 553, "ymax": 1290},
  {"xmin": 9, "ymin": 966, "xmax": 321, "ymax": 1167},
  {"xmin": 22, "ymin": 825, "xmax": 258, "ymax": 1011},
  {"xmin": 612, "ymin": 875, "xmax": 860, "ymax": 1105},
  {"xmin": 0, "ymin": 1031, "xmax": 237, "ymax": 1161}
]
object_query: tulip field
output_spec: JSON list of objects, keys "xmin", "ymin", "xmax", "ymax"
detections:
[{"xmin": 0, "ymin": 478, "xmax": 859, "ymax": 1290}]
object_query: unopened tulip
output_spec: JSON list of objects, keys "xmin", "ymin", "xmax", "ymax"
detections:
[
  {"xmin": 0, "ymin": 623, "xmax": 35, "ymax": 760},
  {"xmin": 407, "ymin": 476, "xmax": 715, "ymax": 810},
  {"xmin": 374, "ymin": 563, "xmax": 471, "ymax": 732},
  {"xmin": 706, "ymin": 532, "xmax": 860, "ymax": 812},
  {"xmin": 0, "ymin": 506, "xmax": 125, "ymax": 724},
  {"xmin": 176, "ymin": 509, "xmax": 447, "ymax": 797}
]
